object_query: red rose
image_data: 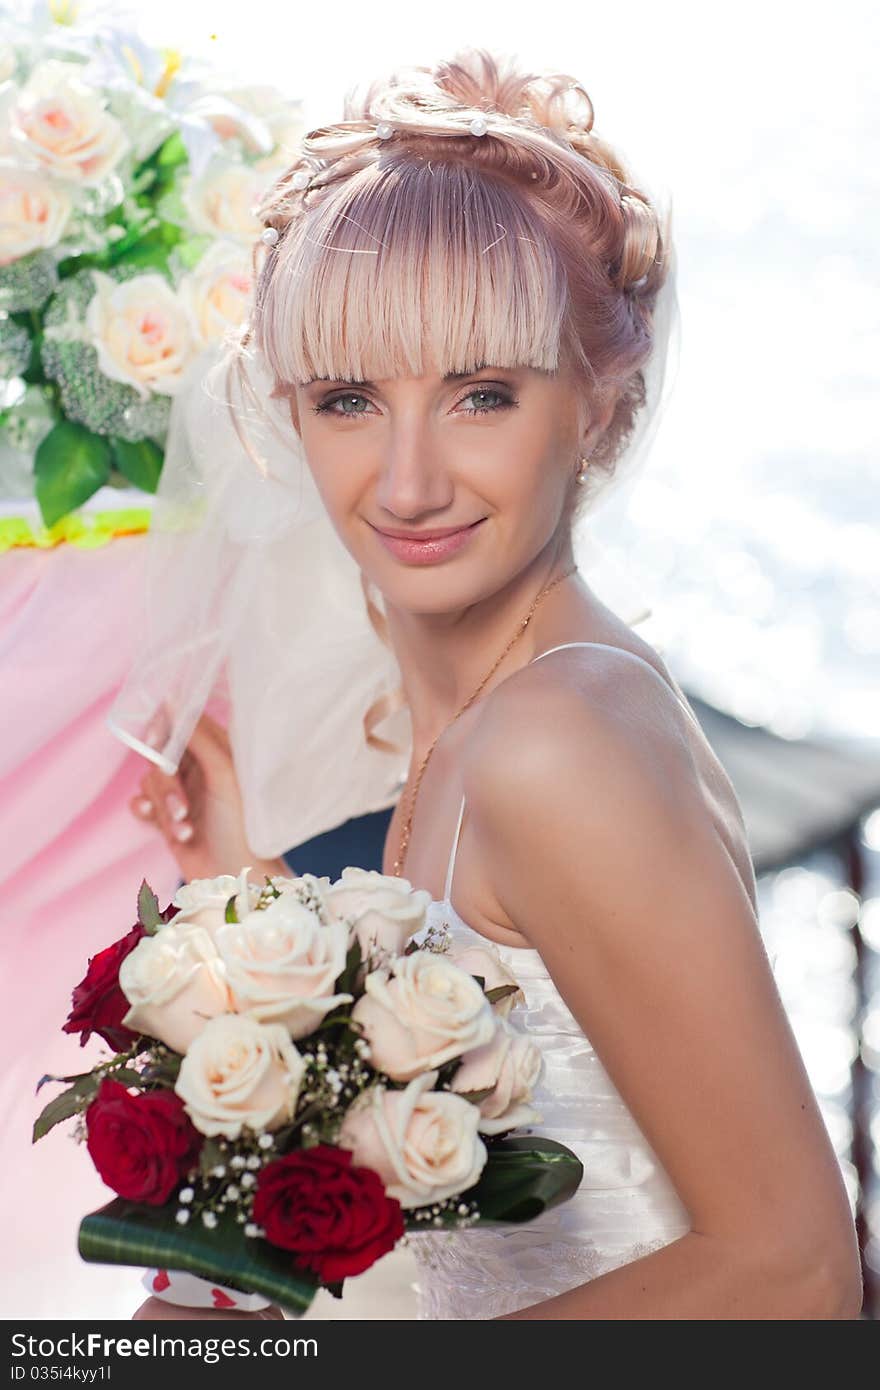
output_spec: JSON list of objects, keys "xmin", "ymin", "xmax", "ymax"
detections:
[
  {"xmin": 63, "ymin": 922, "xmax": 146, "ymax": 1051},
  {"xmin": 85, "ymin": 1078, "xmax": 202, "ymax": 1205},
  {"xmin": 63, "ymin": 902, "xmax": 176, "ymax": 1052},
  {"xmin": 253, "ymin": 1145, "xmax": 405, "ymax": 1283}
]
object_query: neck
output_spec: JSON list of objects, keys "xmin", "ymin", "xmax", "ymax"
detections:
[{"xmin": 383, "ymin": 530, "xmax": 579, "ymax": 752}]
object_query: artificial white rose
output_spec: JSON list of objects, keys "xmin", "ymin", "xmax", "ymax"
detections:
[
  {"xmin": 215, "ymin": 893, "xmax": 352, "ymax": 1039},
  {"xmin": 351, "ymin": 949, "xmax": 496, "ymax": 1081},
  {"xmin": 322, "ymin": 867, "xmax": 432, "ymax": 959},
  {"xmin": 182, "ymin": 160, "xmax": 267, "ymax": 242},
  {"xmin": 338, "ymin": 1069, "xmax": 487, "ymax": 1209},
  {"xmin": 119, "ymin": 923, "xmax": 231, "ymax": 1054},
  {"xmin": 445, "ymin": 940, "xmax": 525, "ymax": 1017},
  {"xmin": 171, "ymin": 872, "xmax": 261, "ymax": 939},
  {"xmin": 178, "ymin": 242, "xmax": 254, "ymax": 349},
  {"xmin": 9, "ymin": 60, "xmax": 129, "ymax": 186},
  {"xmin": 0, "ymin": 165, "xmax": 72, "ymax": 265},
  {"xmin": 451, "ymin": 1016, "xmax": 544, "ymax": 1135},
  {"xmin": 84, "ymin": 270, "xmax": 198, "ymax": 399},
  {"xmin": 174, "ymin": 1014, "xmax": 305, "ymax": 1139}
]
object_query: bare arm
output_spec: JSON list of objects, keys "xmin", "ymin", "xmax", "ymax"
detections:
[{"xmin": 468, "ymin": 653, "xmax": 862, "ymax": 1320}]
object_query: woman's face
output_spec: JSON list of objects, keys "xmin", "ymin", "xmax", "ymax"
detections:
[{"xmin": 286, "ymin": 359, "xmax": 593, "ymax": 613}]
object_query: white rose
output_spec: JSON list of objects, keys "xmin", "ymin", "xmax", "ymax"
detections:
[
  {"xmin": 182, "ymin": 161, "xmax": 267, "ymax": 243},
  {"xmin": 337, "ymin": 1070, "xmax": 487, "ymax": 1209},
  {"xmin": 171, "ymin": 872, "xmax": 261, "ymax": 939},
  {"xmin": 323, "ymin": 867, "xmax": 432, "ymax": 959},
  {"xmin": 445, "ymin": 941, "xmax": 525, "ymax": 1017},
  {"xmin": 9, "ymin": 60, "xmax": 129, "ymax": 186},
  {"xmin": 351, "ymin": 950, "xmax": 496, "ymax": 1081},
  {"xmin": 85, "ymin": 270, "xmax": 198, "ymax": 398},
  {"xmin": 174, "ymin": 1014, "xmax": 305, "ymax": 1139},
  {"xmin": 451, "ymin": 1017, "xmax": 544, "ymax": 1134},
  {"xmin": 119, "ymin": 924, "xmax": 231, "ymax": 1054},
  {"xmin": 216, "ymin": 893, "xmax": 352, "ymax": 1039},
  {"xmin": 178, "ymin": 242, "xmax": 254, "ymax": 349},
  {"xmin": 0, "ymin": 164, "xmax": 72, "ymax": 265}
]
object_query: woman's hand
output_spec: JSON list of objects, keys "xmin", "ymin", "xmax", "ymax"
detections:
[
  {"xmin": 132, "ymin": 1296, "xmax": 285, "ymax": 1321},
  {"xmin": 128, "ymin": 708, "xmax": 288, "ymax": 884}
]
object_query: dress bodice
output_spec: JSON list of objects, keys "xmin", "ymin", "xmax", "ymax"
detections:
[{"xmin": 407, "ymin": 643, "xmax": 693, "ymax": 1320}]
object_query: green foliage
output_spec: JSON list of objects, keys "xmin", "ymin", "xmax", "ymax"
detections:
[
  {"xmin": 34, "ymin": 420, "xmax": 111, "ymax": 528},
  {"xmin": 111, "ymin": 436, "xmax": 163, "ymax": 493},
  {"xmin": 79, "ymin": 1198, "xmax": 319, "ymax": 1316}
]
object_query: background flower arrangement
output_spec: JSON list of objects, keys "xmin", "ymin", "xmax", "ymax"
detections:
[
  {"xmin": 0, "ymin": 9, "xmax": 303, "ymax": 526},
  {"xmin": 35, "ymin": 866, "xmax": 583, "ymax": 1313}
]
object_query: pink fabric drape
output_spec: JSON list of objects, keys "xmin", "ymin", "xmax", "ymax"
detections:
[{"xmin": 0, "ymin": 535, "xmax": 220, "ymax": 1318}]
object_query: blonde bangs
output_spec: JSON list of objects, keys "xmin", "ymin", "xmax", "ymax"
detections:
[{"xmin": 259, "ymin": 159, "xmax": 571, "ymax": 388}]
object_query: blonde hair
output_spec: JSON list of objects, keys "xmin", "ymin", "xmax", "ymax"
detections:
[{"xmin": 230, "ymin": 46, "xmax": 673, "ymax": 751}]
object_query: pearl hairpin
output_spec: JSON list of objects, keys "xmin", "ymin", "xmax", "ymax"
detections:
[
  {"xmin": 468, "ymin": 115, "xmax": 489, "ymax": 137},
  {"xmin": 260, "ymin": 226, "xmax": 280, "ymax": 247},
  {"xmin": 376, "ymin": 121, "xmax": 393, "ymax": 140},
  {"xmin": 290, "ymin": 170, "xmax": 311, "ymax": 190}
]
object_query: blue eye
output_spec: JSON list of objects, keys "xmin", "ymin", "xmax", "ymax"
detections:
[
  {"xmin": 312, "ymin": 385, "xmax": 519, "ymax": 419},
  {"xmin": 312, "ymin": 393, "xmax": 369, "ymax": 417},
  {"xmin": 460, "ymin": 387, "xmax": 517, "ymax": 415}
]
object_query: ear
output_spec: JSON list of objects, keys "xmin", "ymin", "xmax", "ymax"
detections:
[{"xmin": 581, "ymin": 390, "xmax": 618, "ymax": 453}]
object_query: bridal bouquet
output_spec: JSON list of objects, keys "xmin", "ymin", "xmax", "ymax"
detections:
[
  {"xmin": 0, "ymin": 15, "xmax": 303, "ymax": 522},
  {"xmin": 34, "ymin": 868, "xmax": 582, "ymax": 1313}
]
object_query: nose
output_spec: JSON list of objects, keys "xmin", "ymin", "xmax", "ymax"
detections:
[{"xmin": 374, "ymin": 431, "xmax": 453, "ymax": 520}]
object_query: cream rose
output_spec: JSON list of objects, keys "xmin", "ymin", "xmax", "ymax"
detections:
[
  {"xmin": 215, "ymin": 893, "xmax": 352, "ymax": 1039},
  {"xmin": 337, "ymin": 1070, "xmax": 487, "ymax": 1209},
  {"xmin": 0, "ymin": 165, "xmax": 72, "ymax": 265},
  {"xmin": 182, "ymin": 161, "xmax": 267, "ymax": 243},
  {"xmin": 10, "ymin": 60, "xmax": 129, "ymax": 186},
  {"xmin": 323, "ymin": 867, "xmax": 432, "ymax": 959},
  {"xmin": 351, "ymin": 950, "xmax": 496, "ymax": 1081},
  {"xmin": 171, "ymin": 872, "xmax": 261, "ymax": 939},
  {"xmin": 445, "ymin": 940, "xmax": 525, "ymax": 1018},
  {"xmin": 119, "ymin": 924, "xmax": 231, "ymax": 1054},
  {"xmin": 178, "ymin": 242, "xmax": 254, "ymax": 349},
  {"xmin": 451, "ymin": 1017, "xmax": 544, "ymax": 1135},
  {"xmin": 85, "ymin": 270, "xmax": 198, "ymax": 398},
  {"xmin": 174, "ymin": 1014, "xmax": 305, "ymax": 1139}
]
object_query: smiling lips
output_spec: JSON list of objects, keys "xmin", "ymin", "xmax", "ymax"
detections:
[{"xmin": 370, "ymin": 518, "xmax": 486, "ymax": 564}]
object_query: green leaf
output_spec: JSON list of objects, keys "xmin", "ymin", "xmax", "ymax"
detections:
[
  {"xmin": 137, "ymin": 879, "xmax": 163, "ymax": 933},
  {"xmin": 336, "ymin": 937, "xmax": 362, "ymax": 995},
  {"xmin": 79, "ymin": 1198, "xmax": 318, "ymax": 1316},
  {"xmin": 111, "ymin": 437, "xmax": 163, "ymax": 494},
  {"xmin": 34, "ymin": 421, "xmax": 111, "ymax": 528},
  {"xmin": 154, "ymin": 131, "xmax": 189, "ymax": 174},
  {"xmin": 224, "ymin": 894, "xmax": 239, "ymax": 924},
  {"xmin": 485, "ymin": 983, "xmax": 520, "ymax": 1006},
  {"xmin": 33, "ymin": 1074, "xmax": 101, "ymax": 1142}
]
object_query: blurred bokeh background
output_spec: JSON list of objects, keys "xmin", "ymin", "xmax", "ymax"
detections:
[{"xmin": 2, "ymin": 0, "xmax": 877, "ymax": 1319}]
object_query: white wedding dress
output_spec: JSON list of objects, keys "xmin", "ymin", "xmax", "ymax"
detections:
[{"xmin": 409, "ymin": 643, "xmax": 693, "ymax": 1320}]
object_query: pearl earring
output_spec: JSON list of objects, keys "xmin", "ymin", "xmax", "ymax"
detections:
[
  {"xmin": 260, "ymin": 226, "xmax": 280, "ymax": 247},
  {"xmin": 575, "ymin": 455, "xmax": 590, "ymax": 484}
]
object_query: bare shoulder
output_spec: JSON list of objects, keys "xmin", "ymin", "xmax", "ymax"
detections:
[
  {"xmin": 464, "ymin": 642, "xmax": 700, "ymax": 803},
  {"xmin": 462, "ymin": 642, "xmax": 756, "ymax": 917}
]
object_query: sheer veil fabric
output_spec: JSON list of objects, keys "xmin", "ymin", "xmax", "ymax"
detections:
[{"xmin": 106, "ymin": 194, "xmax": 681, "ymax": 860}]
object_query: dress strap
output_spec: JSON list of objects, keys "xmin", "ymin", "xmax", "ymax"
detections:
[{"xmin": 443, "ymin": 792, "xmax": 467, "ymax": 904}]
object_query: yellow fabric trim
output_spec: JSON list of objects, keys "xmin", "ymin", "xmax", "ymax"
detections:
[{"xmin": 0, "ymin": 507, "xmax": 152, "ymax": 552}]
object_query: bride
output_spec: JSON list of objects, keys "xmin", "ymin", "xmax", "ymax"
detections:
[{"xmin": 125, "ymin": 47, "xmax": 861, "ymax": 1319}]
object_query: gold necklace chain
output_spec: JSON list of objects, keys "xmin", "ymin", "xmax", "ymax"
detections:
[{"xmin": 392, "ymin": 562, "xmax": 578, "ymax": 877}]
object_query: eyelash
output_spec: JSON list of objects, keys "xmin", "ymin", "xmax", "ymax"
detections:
[{"xmin": 311, "ymin": 386, "xmax": 519, "ymax": 419}]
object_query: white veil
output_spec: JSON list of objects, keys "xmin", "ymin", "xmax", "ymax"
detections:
[{"xmin": 106, "ymin": 199, "xmax": 681, "ymax": 860}]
